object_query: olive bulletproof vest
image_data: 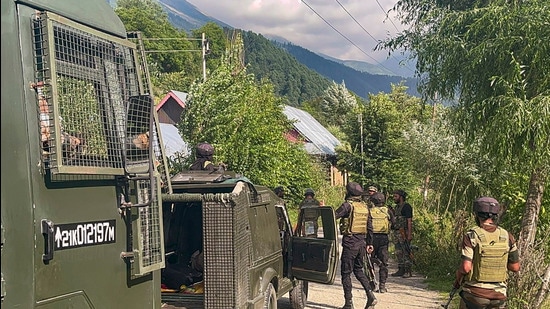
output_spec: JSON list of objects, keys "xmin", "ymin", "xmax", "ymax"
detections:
[
  {"xmin": 371, "ymin": 207, "xmax": 390, "ymax": 234},
  {"xmin": 469, "ymin": 226, "xmax": 509, "ymax": 283},
  {"xmin": 342, "ymin": 201, "xmax": 368, "ymax": 235}
]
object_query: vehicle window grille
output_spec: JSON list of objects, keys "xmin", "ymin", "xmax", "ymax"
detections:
[
  {"xmin": 203, "ymin": 190, "xmax": 251, "ymax": 308},
  {"xmin": 32, "ymin": 12, "xmax": 149, "ymax": 175},
  {"xmin": 133, "ymin": 178, "xmax": 165, "ymax": 275}
]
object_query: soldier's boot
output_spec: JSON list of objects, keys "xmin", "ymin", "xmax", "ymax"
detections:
[
  {"xmin": 402, "ymin": 267, "xmax": 412, "ymax": 278},
  {"xmin": 390, "ymin": 267, "xmax": 405, "ymax": 277},
  {"xmin": 365, "ymin": 290, "xmax": 378, "ymax": 308},
  {"xmin": 341, "ymin": 290, "xmax": 354, "ymax": 309},
  {"xmin": 377, "ymin": 283, "xmax": 387, "ymax": 293},
  {"xmin": 340, "ymin": 301, "xmax": 354, "ymax": 309}
]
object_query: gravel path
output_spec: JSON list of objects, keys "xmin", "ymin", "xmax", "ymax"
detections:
[{"xmin": 279, "ymin": 238, "xmax": 446, "ymax": 309}]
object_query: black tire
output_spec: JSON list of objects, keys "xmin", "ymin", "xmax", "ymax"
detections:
[
  {"xmin": 263, "ymin": 282, "xmax": 277, "ymax": 309},
  {"xmin": 289, "ymin": 280, "xmax": 308, "ymax": 309}
]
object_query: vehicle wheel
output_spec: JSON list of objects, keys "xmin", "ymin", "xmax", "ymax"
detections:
[
  {"xmin": 263, "ymin": 282, "xmax": 277, "ymax": 309},
  {"xmin": 289, "ymin": 280, "xmax": 308, "ymax": 309}
]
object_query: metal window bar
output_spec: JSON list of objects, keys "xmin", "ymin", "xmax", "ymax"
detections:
[{"xmin": 33, "ymin": 12, "xmax": 147, "ymax": 175}]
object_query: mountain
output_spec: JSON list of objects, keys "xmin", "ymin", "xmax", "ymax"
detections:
[
  {"xmin": 278, "ymin": 42, "xmax": 419, "ymax": 98},
  {"xmin": 157, "ymin": 0, "xmax": 231, "ymax": 30},
  {"xmin": 156, "ymin": 0, "xmax": 419, "ymax": 99}
]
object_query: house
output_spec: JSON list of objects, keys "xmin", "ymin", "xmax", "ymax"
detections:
[
  {"xmin": 155, "ymin": 90, "xmax": 345, "ymax": 185},
  {"xmin": 283, "ymin": 105, "xmax": 346, "ymax": 186},
  {"xmin": 156, "ymin": 90, "xmax": 187, "ymax": 125},
  {"xmin": 156, "ymin": 91, "xmax": 190, "ymax": 158}
]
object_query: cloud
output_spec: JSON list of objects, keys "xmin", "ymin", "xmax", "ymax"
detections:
[{"xmin": 186, "ymin": 0, "xmax": 404, "ymax": 64}]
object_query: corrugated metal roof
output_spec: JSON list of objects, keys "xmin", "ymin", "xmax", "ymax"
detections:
[
  {"xmin": 171, "ymin": 90, "xmax": 188, "ymax": 103},
  {"xmin": 283, "ymin": 105, "xmax": 341, "ymax": 156},
  {"xmin": 158, "ymin": 123, "xmax": 190, "ymax": 158}
]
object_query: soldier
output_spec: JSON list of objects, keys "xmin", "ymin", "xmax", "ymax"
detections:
[
  {"xmin": 298, "ymin": 188, "xmax": 321, "ymax": 237},
  {"xmin": 391, "ymin": 189, "xmax": 414, "ymax": 278},
  {"xmin": 369, "ymin": 192, "xmax": 394, "ymax": 293},
  {"xmin": 453, "ymin": 197, "xmax": 520, "ymax": 309},
  {"xmin": 190, "ymin": 142, "xmax": 223, "ymax": 171},
  {"xmin": 335, "ymin": 182, "xmax": 377, "ymax": 309}
]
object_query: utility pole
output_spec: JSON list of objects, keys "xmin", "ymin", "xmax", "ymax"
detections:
[
  {"xmin": 201, "ymin": 32, "xmax": 208, "ymax": 82},
  {"xmin": 359, "ymin": 114, "xmax": 364, "ymax": 177}
]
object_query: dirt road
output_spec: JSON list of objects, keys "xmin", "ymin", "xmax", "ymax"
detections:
[{"xmin": 279, "ymin": 238, "xmax": 446, "ymax": 309}]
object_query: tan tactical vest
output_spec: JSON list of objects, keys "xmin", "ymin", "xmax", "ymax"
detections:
[
  {"xmin": 468, "ymin": 226, "xmax": 509, "ymax": 283},
  {"xmin": 371, "ymin": 206, "xmax": 390, "ymax": 234},
  {"xmin": 341, "ymin": 201, "xmax": 368, "ymax": 235}
]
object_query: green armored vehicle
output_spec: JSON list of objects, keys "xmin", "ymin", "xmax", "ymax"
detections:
[
  {"xmin": 160, "ymin": 170, "xmax": 339, "ymax": 308},
  {"xmin": 1, "ymin": 0, "xmax": 339, "ymax": 308}
]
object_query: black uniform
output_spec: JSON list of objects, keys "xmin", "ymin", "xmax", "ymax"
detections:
[{"xmin": 335, "ymin": 195, "xmax": 376, "ymax": 309}]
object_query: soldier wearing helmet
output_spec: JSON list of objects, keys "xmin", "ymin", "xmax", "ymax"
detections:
[
  {"xmin": 298, "ymin": 188, "xmax": 321, "ymax": 237},
  {"xmin": 453, "ymin": 197, "xmax": 520, "ymax": 309},
  {"xmin": 335, "ymin": 182, "xmax": 377, "ymax": 309},
  {"xmin": 190, "ymin": 142, "xmax": 216, "ymax": 171},
  {"xmin": 369, "ymin": 192, "xmax": 394, "ymax": 293}
]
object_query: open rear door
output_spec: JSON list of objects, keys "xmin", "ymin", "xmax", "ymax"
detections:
[{"xmin": 290, "ymin": 206, "xmax": 338, "ymax": 284}]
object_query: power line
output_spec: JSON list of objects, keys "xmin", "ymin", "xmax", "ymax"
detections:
[
  {"xmin": 334, "ymin": 0, "xmax": 414, "ymax": 74},
  {"xmin": 374, "ymin": 0, "xmax": 401, "ymax": 32},
  {"xmin": 301, "ymin": 0, "xmax": 397, "ymax": 74}
]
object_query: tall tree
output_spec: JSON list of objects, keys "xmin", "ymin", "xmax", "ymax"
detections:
[
  {"xmin": 115, "ymin": 0, "xmax": 202, "ymax": 96},
  {"xmin": 320, "ymin": 81, "xmax": 358, "ymax": 127},
  {"xmin": 178, "ymin": 32, "xmax": 325, "ymax": 201},
  {"xmin": 338, "ymin": 84, "xmax": 426, "ymax": 189},
  {"xmin": 380, "ymin": 0, "xmax": 550, "ymax": 306}
]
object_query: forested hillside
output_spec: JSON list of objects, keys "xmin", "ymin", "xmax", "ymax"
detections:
[
  {"xmin": 279, "ymin": 42, "xmax": 419, "ymax": 98},
  {"xmin": 155, "ymin": 0, "xmax": 419, "ymax": 103},
  {"xmin": 242, "ymin": 31, "xmax": 332, "ymax": 106}
]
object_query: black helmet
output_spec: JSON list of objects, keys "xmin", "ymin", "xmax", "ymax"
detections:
[
  {"xmin": 473, "ymin": 197, "xmax": 500, "ymax": 214},
  {"xmin": 304, "ymin": 188, "xmax": 315, "ymax": 196},
  {"xmin": 274, "ymin": 186, "xmax": 284, "ymax": 195},
  {"xmin": 346, "ymin": 182, "xmax": 364, "ymax": 196},
  {"xmin": 370, "ymin": 192, "xmax": 386, "ymax": 205},
  {"xmin": 196, "ymin": 142, "xmax": 214, "ymax": 156},
  {"xmin": 393, "ymin": 189, "xmax": 407, "ymax": 199}
]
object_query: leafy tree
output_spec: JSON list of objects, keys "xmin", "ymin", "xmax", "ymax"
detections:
[
  {"xmin": 338, "ymin": 84, "xmax": 426, "ymax": 190},
  {"xmin": 380, "ymin": 0, "xmax": 550, "ymax": 306},
  {"xmin": 320, "ymin": 81, "xmax": 358, "ymax": 127},
  {"xmin": 115, "ymin": 0, "xmax": 202, "ymax": 96},
  {"xmin": 178, "ymin": 33, "xmax": 325, "ymax": 204}
]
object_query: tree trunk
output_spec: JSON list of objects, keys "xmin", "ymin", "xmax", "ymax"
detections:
[
  {"xmin": 517, "ymin": 167, "xmax": 546, "ymax": 257},
  {"xmin": 534, "ymin": 264, "xmax": 550, "ymax": 309}
]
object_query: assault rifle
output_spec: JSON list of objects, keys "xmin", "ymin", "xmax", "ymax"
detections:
[
  {"xmin": 441, "ymin": 284, "xmax": 462, "ymax": 308},
  {"xmin": 364, "ymin": 253, "xmax": 378, "ymax": 291},
  {"xmin": 399, "ymin": 228, "xmax": 417, "ymax": 266}
]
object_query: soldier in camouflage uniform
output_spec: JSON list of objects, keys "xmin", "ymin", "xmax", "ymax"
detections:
[
  {"xmin": 390, "ymin": 189, "xmax": 413, "ymax": 278},
  {"xmin": 453, "ymin": 197, "xmax": 520, "ymax": 309}
]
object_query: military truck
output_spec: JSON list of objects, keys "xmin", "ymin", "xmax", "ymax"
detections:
[
  {"xmin": 160, "ymin": 171, "xmax": 339, "ymax": 308},
  {"xmin": 1, "ymin": 0, "xmax": 339, "ymax": 308}
]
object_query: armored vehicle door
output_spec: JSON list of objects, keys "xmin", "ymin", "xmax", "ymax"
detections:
[{"xmin": 290, "ymin": 206, "xmax": 338, "ymax": 284}]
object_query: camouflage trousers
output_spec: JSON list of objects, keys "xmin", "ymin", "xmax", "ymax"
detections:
[{"xmin": 392, "ymin": 231, "xmax": 412, "ymax": 269}]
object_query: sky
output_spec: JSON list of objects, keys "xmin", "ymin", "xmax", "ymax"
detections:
[{"xmin": 185, "ymin": 0, "xmax": 407, "ymax": 66}]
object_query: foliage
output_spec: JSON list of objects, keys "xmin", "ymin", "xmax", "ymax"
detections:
[
  {"xmin": 337, "ymin": 83, "xmax": 427, "ymax": 191},
  {"xmin": 380, "ymin": 2, "xmax": 550, "ymax": 305},
  {"xmin": 319, "ymin": 81, "xmax": 358, "ymax": 127},
  {"xmin": 115, "ymin": 0, "xmax": 202, "ymax": 97},
  {"xmin": 178, "ymin": 50, "xmax": 325, "ymax": 205},
  {"xmin": 242, "ymin": 31, "xmax": 332, "ymax": 106},
  {"xmin": 192, "ymin": 22, "xmax": 228, "ymax": 77}
]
